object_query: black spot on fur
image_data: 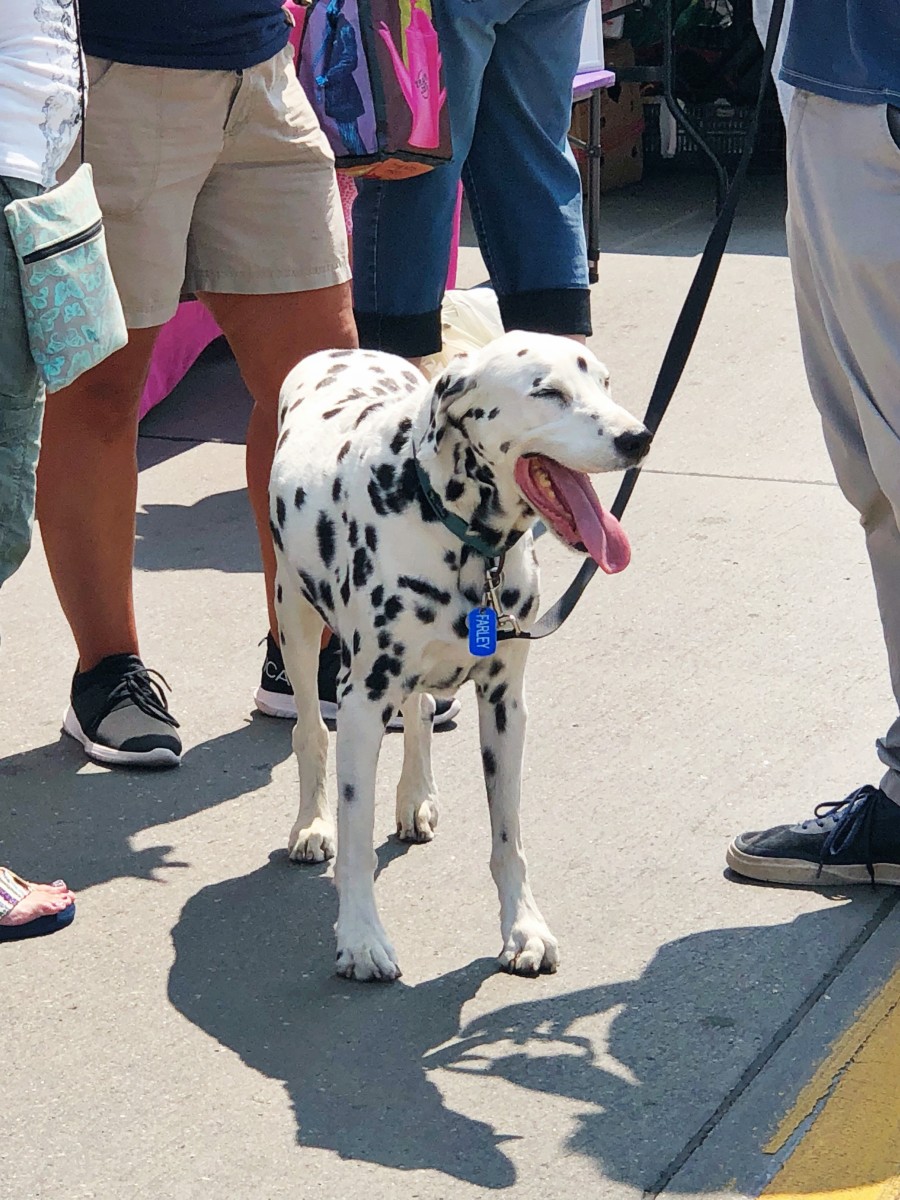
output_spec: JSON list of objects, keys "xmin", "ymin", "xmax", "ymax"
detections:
[
  {"xmin": 517, "ymin": 348, "xmax": 527, "ymax": 357},
  {"xmin": 276, "ymin": 583, "xmax": 283, "ymax": 605},
  {"xmin": 495, "ymin": 701, "xmax": 508, "ymax": 734},
  {"xmin": 352, "ymin": 631, "xmax": 361, "ymax": 655},
  {"xmin": 415, "ymin": 605, "xmax": 436, "ymax": 624},
  {"xmin": 462, "ymin": 585, "xmax": 480, "ymax": 606},
  {"xmin": 277, "ymin": 429, "xmax": 290, "ymax": 451},
  {"xmin": 381, "ymin": 704, "xmax": 394, "ymax": 726},
  {"xmin": 343, "ymin": 783, "xmax": 355, "ymax": 802},
  {"xmin": 365, "ymin": 524, "xmax": 378, "ymax": 552},
  {"xmin": 322, "ymin": 407, "xmax": 343, "ymax": 418},
  {"xmin": 390, "ymin": 418, "xmax": 412, "ymax": 455},
  {"xmin": 501, "ymin": 829, "xmax": 509, "ymax": 843},
  {"xmin": 332, "ymin": 477, "xmax": 342, "ymax": 503},
  {"xmin": 294, "ymin": 486, "xmax": 306, "ymax": 509},
  {"xmin": 270, "ymin": 520, "xmax": 284, "ymax": 552},
  {"xmin": 338, "ymin": 440, "xmax": 351, "ymax": 463},
  {"xmin": 279, "ymin": 631, "xmax": 286, "ymax": 647},
  {"xmin": 383, "ymin": 596, "xmax": 404, "ymax": 621},
  {"xmin": 316, "ymin": 375, "xmax": 337, "ymax": 390},
  {"xmin": 298, "ymin": 569, "xmax": 317, "ymax": 597},
  {"xmin": 452, "ymin": 613, "xmax": 469, "ymax": 639},
  {"xmin": 500, "ymin": 587, "xmax": 521, "ymax": 609},
  {"xmin": 487, "ymin": 407, "xmax": 500, "ymax": 419},
  {"xmin": 316, "ymin": 512, "xmax": 336, "ymax": 567},
  {"xmin": 348, "ymin": 519, "xmax": 359, "ymax": 547},
  {"xmin": 366, "ymin": 653, "xmax": 402, "ymax": 701},
  {"xmin": 443, "ymin": 549, "xmax": 457, "ymax": 568},
  {"xmin": 444, "ymin": 478, "xmax": 465, "ymax": 503},
  {"xmin": 275, "ymin": 496, "xmax": 286, "ymax": 529},
  {"xmin": 352, "ymin": 548, "xmax": 373, "ymax": 588},
  {"xmin": 482, "ymin": 747, "xmax": 497, "ymax": 777},
  {"xmin": 489, "ymin": 682, "xmax": 508, "ymax": 706},
  {"xmin": 328, "ymin": 361, "xmax": 350, "ymax": 375},
  {"xmin": 354, "ymin": 403, "xmax": 384, "ymax": 428},
  {"xmin": 318, "ymin": 581, "xmax": 334, "ymax": 611},
  {"xmin": 370, "ymin": 584, "xmax": 384, "ymax": 608},
  {"xmin": 518, "ymin": 595, "xmax": 537, "ymax": 620},
  {"xmin": 403, "ymin": 674, "xmax": 421, "ymax": 691},
  {"xmin": 402, "ymin": 370, "xmax": 420, "ymax": 387},
  {"xmin": 377, "ymin": 630, "xmax": 391, "ymax": 650},
  {"xmin": 329, "ymin": 349, "xmax": 354, "ymax": 358},
  {"xmin": 398, "ymin": 575, "xmax": 450, "ymax": 605},
  {"xmin": 499, "ymin": 440, "xmax": 511, "ymax": 453},
  {"xmin": 340, "ymin": 576, "xmax": 351, "ymax": 606},
  {"xmin": 392, "ymin": 642, "xmax": 405, "ymax": 656}
]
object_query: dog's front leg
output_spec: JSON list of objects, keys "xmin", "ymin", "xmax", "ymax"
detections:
[
  {"xmin": 334, "ymin": 692, "xmax": 401, "ymax": 981},
  {"xmin": 396, "ymin": 693, "xmax": 439, "ymax": 842},
  {"xmin": 477, "ymin": 644, "xmax": 559, "ymax": 976}
]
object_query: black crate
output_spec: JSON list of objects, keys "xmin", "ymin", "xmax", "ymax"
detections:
[{"xmin": 642, "ymin": 97, "xmax": 785, "ymax": 173}]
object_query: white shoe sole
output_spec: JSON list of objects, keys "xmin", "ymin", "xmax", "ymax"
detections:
[
  {"xmin": 253, "ymin": 688, "xmax": 461, "ymax": 731},
  {"xmin": 62, "ymin": 706, "xmax": 181, "ymax": 769},
  {"xmin": 726, "ymin": 842, "xmax": 900, "ymax": 886}
]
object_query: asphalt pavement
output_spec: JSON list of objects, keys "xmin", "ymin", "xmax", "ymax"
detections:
[{"xmin": 2, "ymin": 171, "xmax": 897, "ymax": 1200}]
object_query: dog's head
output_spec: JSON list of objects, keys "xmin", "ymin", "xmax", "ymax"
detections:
[{"xmin": 419, "ymin": 331, "xmax": 651, "ymax": 573}]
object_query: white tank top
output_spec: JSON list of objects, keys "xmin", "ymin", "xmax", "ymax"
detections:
[{"xmin": 0, "ymin": 0, "xmax": 81, "ymax": 188}]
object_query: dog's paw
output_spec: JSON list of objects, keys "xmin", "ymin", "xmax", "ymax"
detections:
[
  {"xmin": 335, "ymin": 924, "xmax": 402, "ymax": 982},
  {"xmin": 288, "ymin": 817, "xmax": 336, "ymax": 864},
  {"xmin": 396, "ymin": 794, "xmax": 439, "ymax": 843},
  {"xmin": 498, "ymin": 921, "xmax": 559, "ymax": 977}
]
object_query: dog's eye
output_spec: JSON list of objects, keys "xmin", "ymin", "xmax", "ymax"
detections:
[{"xmin": 530, "ymin": 386, "xmax": 571, "ymax": 405}]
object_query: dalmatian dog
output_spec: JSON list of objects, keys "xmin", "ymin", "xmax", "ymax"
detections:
[{"xmin": 269, "ymin": 331, "xmax": 651, "ymax": 982}]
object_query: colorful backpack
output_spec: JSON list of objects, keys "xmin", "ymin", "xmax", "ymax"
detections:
[{"xmin": 297, "ymin": 0, "xmax": 453, "ymax": 178}]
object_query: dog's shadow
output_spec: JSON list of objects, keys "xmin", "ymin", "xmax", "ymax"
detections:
[
  {"xmin": 168, "ymin": 843, "xmax": 517, "ymax": 1187},
  {"xmin": 167, "ymin": 847, "xmax": 896, "ymax": 1191}
]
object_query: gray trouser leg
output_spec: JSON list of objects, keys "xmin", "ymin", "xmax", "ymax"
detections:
[{"xmin": 787, "ymin": 91, "xmax": 900, "ymax": 803}]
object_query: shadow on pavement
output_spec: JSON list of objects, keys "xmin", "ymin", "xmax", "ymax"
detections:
[
  {"xmin": 166, "ymin": 846, "xmax": 891, "ymax": 1192},
  {"xmin": 0, "ymin": 714, "xmax": 292, "ymax": 892}
]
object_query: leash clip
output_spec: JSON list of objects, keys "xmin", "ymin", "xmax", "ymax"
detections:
[{"xmin": 483, "ymin": 558, "xmax": 521, "ymax": 636}]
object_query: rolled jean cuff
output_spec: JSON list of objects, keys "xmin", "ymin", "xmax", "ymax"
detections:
[
  {"xmin": 498, "ymin": 288, "xmax": 593, "ymax": 337},
  {"xmin": 354, "ymin": 308, "xmax": 442, "ymax": 358}
]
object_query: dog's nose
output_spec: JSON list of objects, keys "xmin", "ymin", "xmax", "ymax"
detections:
[{"xmin": 614, "ymin": 428, "xmax": 652, "ymax": 463}]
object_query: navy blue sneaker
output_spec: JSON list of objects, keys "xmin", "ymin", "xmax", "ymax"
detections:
[
  {"xmin": 726, "ymin": 785, "xmax": 900, "ymax": 886},
  {"xmin": 254, "ymin": 633, "xmax": 461, "ymax": 729}
]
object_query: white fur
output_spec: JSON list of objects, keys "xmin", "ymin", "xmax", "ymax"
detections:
[{"xmin": 270, "ymin": 331, "xmax": 648, "ymax": 981}]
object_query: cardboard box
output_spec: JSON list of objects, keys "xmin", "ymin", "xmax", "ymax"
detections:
[{"xmin": 569, "ymin": 39, "xmax": 644, "ymax": 193}]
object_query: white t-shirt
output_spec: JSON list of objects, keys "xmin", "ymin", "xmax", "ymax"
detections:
[{"xmin": 0, "ymin": 0, "xmax": 82, "ymax": 188}]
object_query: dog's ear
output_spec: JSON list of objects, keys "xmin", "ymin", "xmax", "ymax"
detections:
[{"xmin": 428, "ymin": 356, "xmax": 475, "ymax": 425}]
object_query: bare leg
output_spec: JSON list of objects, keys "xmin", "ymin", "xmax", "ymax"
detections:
[
  {"xmin": 476, "ymin": 643, "xmax": 558, "ymax": 975},
  {"xmin": 199, "ymin": 284, "xmax": 357, "ymax": 639},
  {"xmin": 395, "ymin": 693, "xmax": 439, "ymax": 842},
  {"xmin": 36, "ymin": 329, "xmax": 161, "ymax": 670}
]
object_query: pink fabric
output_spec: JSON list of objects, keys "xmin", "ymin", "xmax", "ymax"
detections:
[{"xmin": 138, "ymin": 3, "xmax": 461, "ymax": 419}]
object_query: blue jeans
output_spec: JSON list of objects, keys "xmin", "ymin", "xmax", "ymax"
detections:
[
  {"xmin": 0, "ymin": 176, "xmax": 44, "ymax": 588},
  {"xmin": 352, "ymin": 0, "xmax": 591, "ymax": 357}
]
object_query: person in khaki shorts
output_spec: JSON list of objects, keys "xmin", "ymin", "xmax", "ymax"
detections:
[{"xmin": 36, "ymin": 2, "xmax": 357, "ymax": 767}]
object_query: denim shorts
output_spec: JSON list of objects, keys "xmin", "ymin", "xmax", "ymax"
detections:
[
  {"xmin": 352, "ymin": 0, "xmax": 592, "ymax": 357},
  {"xmin": 0, "ymin": 175, "xmax": 44, "ymax": 589}
]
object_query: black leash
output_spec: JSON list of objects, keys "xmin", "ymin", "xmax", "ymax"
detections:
[{"xmin": 497, "ymin": 0, "xmax": 787, "ymax": 643}]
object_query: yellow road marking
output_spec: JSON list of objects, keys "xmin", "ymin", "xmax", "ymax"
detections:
[{"xmin": 761, "ymin": 968, "xmax": 900, "ymax": 1200}]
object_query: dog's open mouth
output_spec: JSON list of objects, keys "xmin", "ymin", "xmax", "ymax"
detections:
[{"xmin": 514, "ymin": 455, "xmax": 631, "ymax": 573}]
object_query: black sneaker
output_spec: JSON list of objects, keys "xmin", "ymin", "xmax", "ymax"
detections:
[
  {"xmin": 63, "ymin": 654, "xmax": 182, "ymax": 768},
  {"xmin": 726, "ymin": 785, "xmax": 900, "ymax": 886},
  {"xmin": 254, "ymin": 633, "xmax": 461, "ymax": 729}
]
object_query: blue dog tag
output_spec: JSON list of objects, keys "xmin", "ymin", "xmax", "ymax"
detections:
[{"xmin": 468, "ymin": 607, "xmax": 497, "ymax": 657}]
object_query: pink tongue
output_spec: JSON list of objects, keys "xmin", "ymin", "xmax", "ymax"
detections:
[{"xmin": 545, "ymin": 461, "xmax": 632, "ymax": 573}]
